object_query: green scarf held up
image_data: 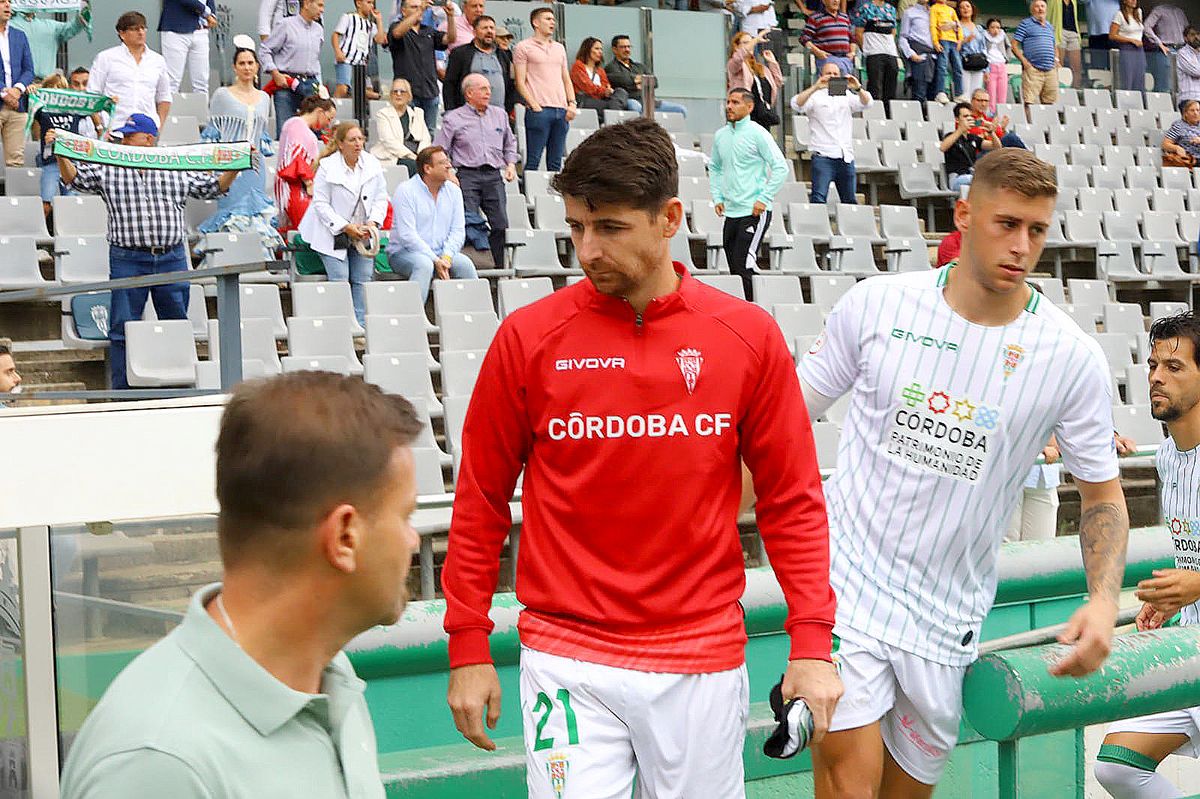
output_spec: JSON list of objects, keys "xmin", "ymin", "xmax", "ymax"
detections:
[
  {"xmin": 53, "ymin": 130, "xmax": 253, "ymax": 172},
  {"xmin": 11, "ymin": 0, "xmax": 83, "ymax": 11},
  {"xmin": 25, "ymin": 88, "xmax": 114, "ymax": 135}
]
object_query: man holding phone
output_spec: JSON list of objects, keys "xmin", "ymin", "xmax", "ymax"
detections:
[{"xmin": 790, "ymin": 61, "xmax": 872, "ymax": 204}]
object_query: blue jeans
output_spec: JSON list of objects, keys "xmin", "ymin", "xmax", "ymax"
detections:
[
  {"xmin": 524, "ymin": 107, "xmax": 569, "ymax": 171},
  {"xmin": 934, "ymin": 40, "xmax": 962, "ymax": 97},
  {"xmin": 413, "ymin": 94, "xmax": 439, "ymax": 129},
  {"xmin": 1147, "ymin": 48, "xmax": 1174, "ymax": 94},
  {"xmin": 386, "ymin": 250, "xmax": 477, "ymax": 303},
  {"xmin": 810, "ymin": 155, "xmax": 857, "ymax": 204},
  {"xmin": 1000, "ymin": 131, "xmax": 1026, "ymax": 149},
  {"xmin": 625, "ymin": 99, "xmax": 689, "ymax": 117},
  {"xmin": 108, "ymin": 244, "xmax": 189, "ymax": 389},
  {"xmin": 319, "ymin": 251, "xmax": 375, "ymax": 326},
  {"xmin": 908, "ymin": 54, "xmax": 937, "ymax": 101},
  {"xmin": 272, "ymin": 87, "xmax": 301, "ymax": 138},
  {"xmin": 39, "ymin": 160, "xmax": 72, "ymax": 202}
]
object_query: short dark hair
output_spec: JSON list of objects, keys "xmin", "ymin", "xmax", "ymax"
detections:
[
  {"xmin": 985, "ymin": 17, "xmax": 1002, "ymax": 26},
  {"xmin": 611, "ymin": 34, "xmax": 631, "ymax": 47},
  {"xmin": 953, "ymin": 101, "xmax": 973, "ymax": 116},
  {"xmin": 1150, "ymin": 312, "xmax": 1200, "ymax": 368},
  {"xmin": 417, "ymin": 145, "xmax": 447, "ymax": 176},
  {"xmin": 728, "ymin": 87, "xmax": 754, "ymax": 102},
  {"xmin": 215, "ymin": 372, "xmax": 422, "ymax": 566},
  {"xmin": 473, "ymin": 13, "xmax": 495, "ymax": 28},
  {"xmin": 970, "ymin": 147, "xmax": 1058, "ymax": 199},
  {"xmin": 298, "ymin": 94, "xmax": 336, "ymax": 115},
  {"xmin": 69, "ymin": 66, "xmax": 89, "ymax": 79},
  {"xmin": 530, "ymin": 6, "xmax": 554, "ymax": 25},
  {"xmin": 1187, "ymin": 25, "xmax": 1198, "ymax": 37},
  {"xmin": 552, "ymin": 118, "xmax": 678, "ymax": 214},
  {"xmin": 1180, "ymin": 98, "xmax": 1199, "ymax": 115},
  {"xmin": 0, "ymin": 344, "xmax": 10, "ymax": 359},
  {"xmin": 115, "ymin": 11, "xmax": 147, "ymax": 32}
]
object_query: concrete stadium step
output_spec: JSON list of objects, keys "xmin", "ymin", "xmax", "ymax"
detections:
[
  {"xmin": 12, "ymin": 348, "xmax": 106, "ymax": 390},
  {"xmin": 97, "ymin": 561, "xmax": 224, "ymax": 605},
  {"xmin": 88, "ymin": 531, "xmax": 221, "ymax": 570}
]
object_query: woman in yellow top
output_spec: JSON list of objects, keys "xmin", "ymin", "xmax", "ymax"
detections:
[
  {"xmin": 1046, "ymin": 0, "xmax": 1082, "ymax": 88},
  {"xmin": 930, "ymin": 0, "xmax": 963, "ymax": 101}
]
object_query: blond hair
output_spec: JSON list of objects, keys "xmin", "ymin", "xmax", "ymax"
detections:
[
  {"xmin": 315, "ymin": 120, "xmax": 364, "ymax": 168},
  {"xmin": 41, "ymin": 73, "xmax": 68, "ymax": 90},
  {"xmin": 969, "ymin": 147, "xmax": 1058, "ymax": 200}
]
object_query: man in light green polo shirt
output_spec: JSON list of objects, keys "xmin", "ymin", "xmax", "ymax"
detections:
[
  {"xmin": 60, "ymin": 372, "xmax": 424, "ymax": 798},
  {"xmin": 709, "ymin": 87, "xmax": 788, "ymax": 303}
]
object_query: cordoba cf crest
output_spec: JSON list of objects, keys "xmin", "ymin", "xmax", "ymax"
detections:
[
  {"xmin": 547, "ymin": 751, "xmax": 570, "ymax": 798},
  {"xmin": 1001, "ymin": 344, "xmax": 1025, "ymax": 379},
  {"xmin": 675, "ymin": 347, "xmax": 703, "ymax": 395}
]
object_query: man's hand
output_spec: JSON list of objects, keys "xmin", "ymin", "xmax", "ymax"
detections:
[
  {"xmin": 1136, "ymin": 568, "xmax": 1200, "ymax": 618},
  {"xmin": 272, "ymin": 71, "xmax": 289, "ymax": 89},
  {"xmin": 634, "ymin": 75, "xmax": 643, "ymax": 88},
  {"xmin": 447, "ymin": 664, "xmax": 502, "ymax": 751},
  {"xmin": 1114, "ymin": 433, "xmax": 1138, "ymax": 456},
  {"xmin": 503, "ymin": 164, "xmax": 517, "ymax": 182},
  {"xmin": 910, "ymin": 53, "xmax": 927, "ymax": 63},
  {"xmin": 714, "ymin": 202, "xmax": 724, "ymax": 217},
  {"xmin": 435, "ymin": 255, "xmax": 451, "ymax": 280},
  {"xmin": 1049, "ymin": 598, "xmax": 1118, "ymax": 677},
  {"xmin": 526, "ymin": 102, "xmax": 543, "ymax": 113},
  {"xmin": 1042, "ymin": 442, "xmax": 1060, "ymax": 464},
  {"xmin": 207, "ymin": 14, "xmax": 218, "ymax": 28},
  {"xmin": 934, "ymin": 41, "xmax": 943, "ymax": 53},
  {"xmin": 846, "ymin": 74, "xmax": 861, "ymax": 91},
  {"xmin": 566, "ymin": 105, "xmax": 577, "ymax": 122},
  {"xmin": 752, "ymin": 200, "xmax": 767, "ymax": 217},
  {"xmin": 998, "ymin": 114, "xmax": 1010, "ymax": 129},
  {"xmin": 781, "ymin": 659, "xmax": 843, "ymax": 745},
  {"xmin": 1136, "ymin": 601, "xmax": 1169, "ymax": 631},
  {"xmin": 815, "ymin": 73, "xmax": 832, "ymax": 88},
  {"xmin": 810, "ymin": 46, "xmax": 829, "ymax": 59}
]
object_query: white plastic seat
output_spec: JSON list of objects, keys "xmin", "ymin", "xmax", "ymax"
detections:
[
  {"xmin": 0, "ymin": 236, "xmax": 51, "ymax": 287},
  {"xmin": 522, "ymin": 170, "xmax": 558, "ymax": 200},
  {"xmin": 1160, "ymin": 167, "xmax": 1194, "ymax": 192},
  {"xmin": 439, "ymin": 311, "xmax": 499, "ymax": 353},
  {"xmin": 1151, "ymin": 302, "xmax": 1188, "ymax": 321},
  {"xmin": 827, "ymin": 236, "xmax": 879, "ymax": 275},
  {"xmin": 1091, "ymin": 165, "xmax": 1126, "ymax": 191},
  {"xmin": 0, "ymin": 196, "xmax": 50, "ymax": 241},
  {"xmin": 506, "ymin": 193, "xmax": 530, "ymax": 231},
  {"xmin": 1102, "ymin": 145, "xmax": 1136, "ymax": 169},
  {"xmin": 1125, "ymin": 165, "xmax": 1160, "ymax": 192},
  {"xmin": 207, "ymin": 317, "xmax": 283, "ymax": 374},
  {"xmin": 1027, "ymin": 277, "xmax": 1065, "ymax": 304},
  {"xmin": 887, "ymin": 100, "xmax": 923, "ymax": 124},
  {"xmin": 363, "ymin": 352, "xmax": 441, "ymax": 415},
  {"xmin": 1142, "ymin": 211, "xmax": 1188, "ymax": 247},
  {"xmin": 1102, "ymin": 211, "xmax": 1144, "ymax": 246},
  {"xmin": 878, "ymin": 205, "xmax": 927, "ymax": 241},
  {"xmin": 1124, "ymin": 363, "xmax": 1150, "ymax": 405},
  {"xmin": 810, "ymin": 274, "xmax": 857, "ymax": 312},
  {"xmin": 511, "ymin": 229, "xmax": 572, "ymax": 276},
  {"xmin": 693, "ymin": 274, "xmax": 745, "ymax": 300},
  {"xmin": 884, "ymin": 238, "xmax": 931, "ymax": 272},
  {"xmin": 774, "ymin": 235, "xmax": 823, "ymax": 275},
  {"xmin": 1093, "ymin": 331, "xmax": 1136, "ymax": 373},
  {"xmin": 157, "ymin": 114, "xmax": 201, "ymax": 145},
  {"xmin": 751, "ymin": 274, "xmax": 803, "ymax": 311},
  {"xmin": 280, "ymin": 355, "xmax": 352, "ymax": 375},
  {"xmin": 194, "ymin": 358, "xmax": 269, "ymax": 390},
  {"xmin": 1112, "ymin": 189, "xmax": 1150, "ymax": 216},
  {"xmin": 834, "ymin": 204, "xmax": 884, "ymax": 245},
  {"xmin": 432, "ymin": 278, "xmax": 495, "ymax": 325},
  {"xmin": 53, "ymin": 195, "xmax": 108, "ymax": 237},
  {"xmin": 441, "ymin": 349, "xmax": 487, "ymax": 398},
  {"xmin": 363, "ymin": 281, "xmax": 434, "ymax": 331},
  {"xmin": 533, "ymin": 194, "xmax": 569, "ymax": 236},
  {"xmin": 810, "ymin": 421, "xmax": 841, "ymax": 470},
  {"xmin": 1067, "ymin": 278, "xmax": 1110, "ymax": 317},
  {"xmin": 1141, "ymin": 241, "xmax": 1192, "ymax": 281},
  {"xmin": 1111, "ymin": 405, "xmax": 1164, "ymax": 448},
  {"xmin": 787, "ymin": 203, "xmax": 834, "ymax": 243},
  {"xmin": 1095, "ymin": 241, "xmax": 1146, "ymax": 282},
  {"xmin": 773, "ymin": 303, "xmax": 824, "ymax": 357},
  {"xmin": 55, "ymin": 235, "xmax": 108, "ymax": 284},
  {"xmin": 364, "ymin": 314, "xmax": 437, "ymax": 369},
  {"xmin": 238, "ymin": 284, "xmax": 287, "ymax": 338},
  {"xmin": 125, "ymin": 320, "xmax": 198, "ymax": 387},
  {"xmin": 292, "ymin": 282, "xmax": 364, "ymax": 334},
  {"xmin": 1062, "ymin": 211, "xmax": 1103, "ymax": 247},
  {"xmin": 497, "ymin": 277, "xmax": 553, "ymax": 317},
  {"xmin": 286, "ymin": 316, "xmax": 362, "ymax": 373},
  {"xmin": 1076, "ymin": 188, "xmax": 1114, "ymax": 214},
  {"xmin": 1151, "ymin": 189, "xmax": 1187, "ymax": 215}
]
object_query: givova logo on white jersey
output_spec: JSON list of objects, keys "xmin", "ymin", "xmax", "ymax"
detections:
[
  {"xmin": 547, "ymin": 412, "xmax": 734, "ymax": 441},
  {"xmin": 883, "ymin": 381, "xmax": 998, "ymax": 484}
]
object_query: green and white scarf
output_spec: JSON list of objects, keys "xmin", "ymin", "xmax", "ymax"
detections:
[
  {"xmin": 13, "ymin": 0, "xmax": 83, "ymax": 11},
  {"xmin": 53, "ymin": 130, "xmax": 252, "ymax": 171},
  {"xmin": 26, "ymin": 88, "xmax": 113, "ymax": 134}
]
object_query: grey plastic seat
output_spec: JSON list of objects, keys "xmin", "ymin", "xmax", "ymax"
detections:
[
  {"xmin": 238, "ymin": 283, "xmax": 287, "ymax": 338},
  {"xmin": 1114, "ymin": 89, "xmax": 1145, "ymax": 111},
  {"xmin": 53, "ymin": 195, "xmax": 109, "ymax": 237},
  {"xmin": 897, "ymin": 163, "xmax": 955, "ymax": 200},
  {"xmin": 1027, "ymin": 277, "xmax": 1065, "ymax": 304},
  {"xmin": 884, "ymin": 238, "xmax": 931, "ymax": 272},
  {"xmin": 773, "ymin": 304, "xmax": 824, "ymax": 357},
  {"xmin": 364, "ymin": 314, "xmax": 437, "ymax": 370},
  {"xmin": 1102, "ymin": 211, "xmax": 1144, "ymax": 246},
  {"xmin": 880, "ymin": 139, "xmax": 921, "ymax": 171},
  {"xmin": 1067, "ymin": 278, "xmax": 1111, "ymax": 314},
  {"xmin": 669, "ymin": 226, "xmax": 697, "ymax": 272},
  {"xmin": 1094, "ymin": 241, "xmax": 1146, "ymax": 282},
  {"xmin": 1151, "ymin": 189, "xmax": 1187, "ymax": 215},
  {"xmin": 0, "ymin": 237, "xmax": 51, "ymax": 287},
  {"xmin": 1082, "ymin": 88, "xmax": 1115, "ymax": 110},
  {"xmin": 1091, "ymin": 165, "xmax": 1126, "ymax": 191},
  {"xmin": 1125, "ymin": 166, "xmax": 1160, "ymax": 192},
  {"xmin": 774, "ymin": 235, "xmax": 823, "ymax": 275},
  {"xmin": 280, "ymin": 355, "xmax": 352, "ymax": 375},
  {"xmin": 695, "ymin": 274, "xmax": 746, "ymax": 300},
  {"xmin": 441, "ymin": 349, "xmax": 487, "ymax": 398},
  {"xmin": 1141, "ymin": 241, "xmax": 1193, "ymax": 282},
  {"xmin": 510, "ymin": 228, "xmax": 575, "ymax": 276},
  {"xmin": 1145, "ymin": 92, "xmax": 1176, "ymax": 114},
  {"xmin": 1062, "ymin": 211, "xmax": 1103, "ymax": 247},
  {"xmin": 1151, "ymin": 302, "xmax": 1189, "ymax": 321},
  {"xmin": 207, "ymin": 317, "xmax": 283, "ymax": 374},
  {"xmin": 1063, "ymin": 107, "xmax": 1095, "ymax": 130},
  {"xmin": 676, "ymin": 176, "xmax": 711, "ymax": 204},
  {"xmin": 363, "ymin": 352, "xmax": 441, "ymax": 415},
  {"xmin": 432, "ymin": 278, "xmax": 495, "ymax": 325},
  {"xmin": 1077, "ymin": 188, "xmax": 1115, "ymax": 214},
  {"xmin": 1111, "ymin": 405, "xmax": 1165, "ymax": 448},
  {"xmin": 853, "ymin": 140, "xmax": 890, "ymax": 174},
  {"xmin": 1124, "ymin": 363, "xmax": 1150, "ymax": 405},
  {"xmin": 1142, "ymin": 211, "xmax": 1188, "ymax": 247},
  {"xmin": 1055, "ymin": 187, "xmax": 1080, "ymax": 212},
  {"xmin": 1047, "ymin": 124, "xmax": 1082, "ymax": 145},
  {"xmin": 1101, "ymin": 146, "xmax": 1136, "ymax": 169},
  {"xmin": 751, "ymin": 274, "xmax": 804, "ymax": 312},
  {"xmin": 522, "ymin": 170, "xmax": 558, "ymax": 201},
  {"xmin": 887, "ymin": 100, "xmax": 923, "ymax": 124},
  {"xmin": 292, "ymin": 281, "xmax": 363, "ymax": 335},
  {"xmin": 506, "ymin": 193, "xmax": 530, "ymax": 231},
  {"xmin": 787, "ymin": 203, "xmax": 834, "ymax": 243},
  {"xmin": 1068, "ymin": 143, "xmax": 1102, "ymax": 167},
  {"xmin": 1092, "ymin": 331, "xmax": 1136, "ymax": 374},
  {"xmin": 4, "ymin": 167, "xmax": 39, "ymax": 197},
  {"xmin": 879, "ymin": 205, "xmax": 927, "ymax": 240},
  {"xmin": 867, "ymin": 118, "xmax": 903, "ymax": 142},
  {"xmin": 533, "ymin": 194, "xmax": 569, "ymax": 236},
  {"xmin": 497, "ymin": 277, "xmax": 553, "ymax": 317},
  {"xmin": 1160, "ymin": 168, "xmax": 1194, "ymax": 192},
  {"xmin": 1034, "ymin": 143, "xmax": 1069, "ymax": 167},
  {"xmin": 810, "ymin": 421, "xmax": 841, "ymax": 470},
  {"xmin": 194, "ymin": 358, "xmax": 269, "ymax": 390},
  {"xmin": 903, "ymin": 120, "xmax": 937, "ymax": 142},
  {"xmin": 834, "ymin": 204, "xmax": 885, "ymax": 245},
  {"xmin": 0, "ymin": 195, "xmax": 50, "ymax": 241},
  {"xmin": 439, "ymin": 311, "xmax": 499, "ymax": 353},
  {"xmin": 55, "ymin": 235, "xmax": 109, "ymax": 284},
  {"xmin": 125, "ymin": 320, "xmax": 198, "ymax": 387},
  {"xmin": 827, "ymin": 236, "xmax": 880, "ymax": 275},
  {"xmin": 286, "ymin": 315, "xmax": 362, "ymax": 373},
  {"xmin": 1057, "ymin": 165, "xmax": 1091, "ymax": 190},
  {"xmin": 1061, "ymin": 302, "xmax": 1098, "ymax": 333},
  {"xmin": 810, "ymin": 274, "xmax": 857, "ymax": 312},
  {"xmin": 363, "ymin": 281, "xmax": 433, "ymax": 331},
  {"xmin": 1112, "ymin": 189, "xmax": 1150, "ymax": 216}
]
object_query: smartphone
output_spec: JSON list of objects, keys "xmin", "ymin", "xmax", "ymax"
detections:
[{"xmin": 828, "ymin": 77, "xmax": 848, "ymax": 96}]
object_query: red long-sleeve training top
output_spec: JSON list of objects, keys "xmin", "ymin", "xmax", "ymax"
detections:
[{"xmin": 442, "ymin": 265, "xmax": 835, "ymax": 673}]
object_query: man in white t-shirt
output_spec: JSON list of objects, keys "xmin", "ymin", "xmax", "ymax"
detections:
[
  {"xmin": 790, "ymin": 61, "xmax": 872, "ymax": 205},
  {"xmin": 791, "ymin": 147, "xmax": 1130, "ymax": 797},
  {"xmin": 1094, "ymin": 311, "xmax": 1200, "ymax": 799}
]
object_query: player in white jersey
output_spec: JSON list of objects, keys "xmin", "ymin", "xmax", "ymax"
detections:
[
  {"xmin": 1094, "ymin": 312, "xmax": 1200, "ymax": 799},
  {"xmin": 792, "ymin": 148, "xmax": 1130, "ymax": 797}
]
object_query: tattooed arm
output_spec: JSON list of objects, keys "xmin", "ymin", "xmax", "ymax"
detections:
[{"xmin": 1050, "ymin": 477, "xmax": 1129, "ymax": 678}]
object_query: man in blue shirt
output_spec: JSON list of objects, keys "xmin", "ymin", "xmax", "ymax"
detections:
[
  {"xmin": 158, "ymin": 0, "xmax": 218, "ymax": 95},
  {"xmin": 387, "ymin": 145, "xmax": 478, "ymax": 302},
  {"xmin": 898, "ymin": 0, "xmax": 937, "ymax": 102},
  {"xmin": 0, "ymin": 0, "xmax": 35, "ymax": 167},
  {"xmin": 1012, "ymin": 0, "xmax": 1059, "ymax": 104}
]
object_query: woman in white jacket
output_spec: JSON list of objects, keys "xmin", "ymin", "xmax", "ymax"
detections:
[{"xmin": 298, "ymin": 121, "xmax": 389, "ymax": 326}]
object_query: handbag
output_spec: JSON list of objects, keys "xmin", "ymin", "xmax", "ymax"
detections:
[
  {"xmin": 962, "ymin": 52, "xmax": 988, "ymax": 71},
  {"xmin": 749, "ymin": 74, "xmax": 781, "ymax": 128}
]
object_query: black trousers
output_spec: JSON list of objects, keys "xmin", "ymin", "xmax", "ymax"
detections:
[
  {"xmin": 722, "ymin": 211, "xmax": 770, "ymax": 301},
  {"xmin": 866, "ymin": 53, "xmax": 899, "ymax": 108},
  {"xmin": 457, "ymin": 166, "xmax": 508, "ymax": 268}
]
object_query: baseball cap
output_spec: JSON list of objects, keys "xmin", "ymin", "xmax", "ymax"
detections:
[
  {"xmin": 495, "ymin": 24, "xmax": 513, "ymax": 38},
  {"xmin": 114, "ymin": 113, "xmax": 159, "ymax": 138}
]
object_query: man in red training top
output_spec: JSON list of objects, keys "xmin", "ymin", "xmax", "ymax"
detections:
[{"xmin": 442, "ymin": 117, "xmax": 840, "ymax": 797}]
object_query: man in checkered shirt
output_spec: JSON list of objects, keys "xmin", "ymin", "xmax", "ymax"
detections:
[{"xmin": 49, "ymin": 113, "xmax": 243, "ymax": 389}]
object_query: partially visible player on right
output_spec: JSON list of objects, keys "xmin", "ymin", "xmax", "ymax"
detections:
[{"xmin": 1094, "ymin": 312, "xmax": 1200, "ymax": 799}]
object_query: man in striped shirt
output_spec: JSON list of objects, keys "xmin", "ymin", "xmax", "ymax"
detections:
[
  {"xmin": 801, "ymin": 0, "xmax": 857, "ymax": 76},
  {"xmin": 1011, "ymin": 0, "xmax": 1059, "ymax": 104},
  {"xmin": 1094, "ymin": 311, "xmax": 1200, "ymax": 799},
  {"xmin": 793, "ymin": 147, "xmax": 1128, "ymax": 797}
]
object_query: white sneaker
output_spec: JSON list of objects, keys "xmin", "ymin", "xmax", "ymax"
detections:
[{"xmin": 934, "ymin": 92, "xmax": 950, "ymax": 104}]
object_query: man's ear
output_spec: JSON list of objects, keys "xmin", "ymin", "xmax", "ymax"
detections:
[
  {"xmin": 318, "ymin": 503, "xmax": 362, "ymax": 574},
  {"xmin": 952, "ymin": 196, "xmax": 970, "ymax": 235},
  {"xmin": 662, "ymin": 197, "xmax": 685, "ymax": 239}
]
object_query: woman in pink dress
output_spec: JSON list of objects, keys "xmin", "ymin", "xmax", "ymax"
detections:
[{"xmin": 274, "ymin": 95, "xmax": 336, "ymax": 234}]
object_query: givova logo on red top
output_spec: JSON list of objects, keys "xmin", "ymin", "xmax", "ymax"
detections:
[{"xmin": 676, "ymin": 348, "xmax": 703, "ymax": 395}]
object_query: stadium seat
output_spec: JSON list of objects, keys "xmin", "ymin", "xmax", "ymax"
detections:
[
  {"xmin": 506, "ymin": 194, "xmax": 530, "ymax": 231},
  {"xmin": 432, "ymin": 278, "xmax": 495, "ymax": 325},
  {"xmin": 1124, "ymin": 363, "xmax": 1150, "ymax": 405},
  {"xmin": 773, "ymin": 235, "xmax": 823, "ymax": 275},
  {"xmin": 867, "ymin": 118, "xmax": 903, "ymax": 142},
  {"xmin": 1111, "ymin": 405, "xmax": 1164, "ymax": 448},
  {"xmin": 1112, "ymin": 189, "xmax": 1150, "ymax": 216},
  {"xmin": 194, "ymin": 358, "xmax": 268, "ymax": 390},
  {"xmin": 880, "ymin": 139, "xmax": 921, "ymax": 171},
  {"xmin": 1114, "ymin": 89, "xmax": 1144, "ymax": 111},
  {"xmin": 1061, "ymin": 303, "xmax": 1098, "ymax": 333},
  {"xmin": 125, "ymin": 320, "xmax": 198, "ymax": 387},
  {"xmin": 1028, "ymin": 105, "xmax": 1061, "ymax": 130},
  {"xmin": 1144, "ymin": 92, "xmax": 1176, "ymax": 114},
  {"xmin": 852, "ymin": 140, "xmax": 890, "ymax": 176},
  {"xmin": 1134, "ymin": 145, "xmax": 1163, "ymax": 166},
  {"xmin": 293, "ymin": 281, "xmax": 364, "ymax": 335},
  {"xmin": 280, "ymin": 355, "xmax": 352, "ymax": 375},
  {"xmin": 903, "ymin": 120, "xmax": 936, "ymax": 142},
  {"xmin": 1027, "ymin": 277, "xmax": 1065, "ymax": 304},
  {"xmin": 1034, "ymin": 143, "xmax": 1068, "ymax": 167},
  {"xmin": 752, "ymin": 274, "xmax": 803, "ymax": 311},
  {"xmin": 146, "ymin": 283, "xmax": 208, "ymax": 338},
  {"xmin": 523, "ymin": 170, "xmax": 558, "ymax": 201},
  {"xmin": 1095, "ymin": 241, "xmax": 1146, "ymax": 282},
  {"xmin": 439, "ymin": 311, "xmax": 499, "ymax": 353},
  {"xmin": 497, "ymin": 277, "xmax": 553, "ymax": 317},
  {"xmin": 363, "ymin": 353, "xmax": 441, "ymax": 416},
  {"xmin": 834, "ymin": 205, "xmax": 885, "ymax": 245},
  {"xmin": 695, "ymin": 274, "xmax": 746, "ymax": 300},
  {"xmin": 170, "ymin": 91, "xmax": 209, "ymax": 123},
  {"xmin": 1063, "ymin": 211, "xmax": 1103, "ymax": 247},
  {"xmin": 1150, "ymin": 302, "xmax": 1188, "ymax": 321},
  {"xmin": 861, "ymin": 101, "xmax": 886, "ymax": 120},
  {"xmin": 406, "ymin": 398, "xmax": 450, "ymax": 463},
  {"xmin": 1094, "ymin": 108, "xmax": 1125, "ymax": 134},
  {"xmin": 1142, "ymin": 211, "xmax": 1189, "ymax": 247},
  {"xmin": 1011, "ymin": 123, "xmax": 1047, "ymax": 146},
  {"xmin": 55, "ymin": 236, "xmax": 108, "ymax": 284},
  {"xmin": 412, "ymin": 447, "xmax": 448, "ymax": 496},
  {"xmin": 884, "ymin": 238, "xmax": 931, "ymax": 272},
  {"xmin": 810, "ymin": 274, "xmax": 857, "ymax": 312},
  {"xmin": 677, "ymin": 155, "xmax": 708, "ymax": 178},
  {"xmin": 787, "ymin": 203, "xmax": 834, "ymax": 243},
  {"xmin": 1062, "ymin": 106, "xmax": 1095, "ymax": 130},
  {"xmin": 1067, "ymin": 279, "xmax": 1111, "ymax": 315},
  {"xmin": 826, "ymin": 236, "xmax": 879, "ymax": 275},
  {"xmin": 1068, "ymin": 143, "xmax": 1102, "ymax": 168},
  {"xmin": 1093, "ymin": 331, "xmax": 1136, "ymax": 374},
  {"xmin": 1080, "ymin": 125, "xmax": 1113, "ymax": 147},
  {"xmin": 1082, "ymin": 88, "xmax": 1115, "ymax": 109},
  {"xmin": 363, "ymin": 281, "xmax": 433, "ymax": 331},
  {"xmin": 200, "ymin": 231, "xmax": 276, "ymax": 283},
  {"xmin": 286, "ymin": 316, "xmax": 363, "ymax": 373},
  {"xmin": 186, "ymin": 198, "xmax": 217, "ymax": 235},
  {"xmin": 1102, "ymin": 211, "xmax": 1143, "ymax": 246},
  {"xmin": 925, "ymin": 102, "xmax": 953, "ymax": 130},
  {"xmin": 878, "ymin": 205, "xmax": 927, "ymax": 241},
  {"xmin": 574, "ymin": 107, "xmax": 602, "ymax": 129},
  {"xmin": 1114, "ymin": 128, "xmax": 1147, "ymax": 148},
  {"xmin": 810, "ymin": 421, "xmax": 840, "ymax": 470},
  {"xmin": 1102, "ymin": 145, "xmax": 1136, "ymax": 169},
  {"xmin": 510, "ymin": 229, "xmax": 575, "ymax": 276},
  {"xmin": 789, "ymin": 117, "xmax": 809, "ymax": 150},
  {"xmin": 1161, "ymin": 167, "xmax": 1194, "ymax": 192},
  {"xmin": 4, "ymin": 167, "xmax": 39, "ymax": 197},
  {"xmin": 533, "ymin": 194, "xmax": 570, "ymax": 237},
  {"xmin": 157, "ymin": 115, "xmax": 201, "ymax": 146},
  {"xmin": 887, "ymin": 100, "xmax": 923, "ymax": 124},
  {"xmin": 773, "ymin": 304, "xmax": 824, "ymax": 356},
  {"xmin": 1125, "ymin": 166, "xmax": 1160, "ymax": 192},
  {"xmin": 564, "ymin": 127, "xmax": 592, "ymax": 155},
  {"xmin": 0, "ymin": 196, "xmax": 50, "ymax": 241},
  {"xmin": 1077, "ymin": 188, "xmax": 1115, "ymax": 214},
  {"xmin": 53, "ymin": 195, "xmax": 108, "ymax": 237},
  {"xmin": 654, "ymin": 111, "xmax": 687, "ymax": 134},
  {"xmin": 896, "ymin": 163, "xmax": 955, "ymax": 216},
  {"xmin": 364, "ymin": 314, "xmax": 437, "ymax": 370},
  {"xmin": 1047, "ymin": 124, "xmax": 1083, "ymax": 145},
  {"xmin": 238, "ymin": 284, "xmax": 287, "ymax": 339},
  {"xmin": 0, "ymin": 237, "xmax": 51, "ymax": 287},
  {"xmin": 441, "ymin": 350, "xmax": 486, "ymax": 398},
  {"xmin": 382, "ymin": 164, "xmax": 409, "ymax": 193},
  {"xmin": 1103, "ymin": 302, "xmax": 1146, "ymax": 344},
  {"xmin": 669, "ymin": 227, "xmax": 697, "ymax": 272},
  {"xmin": 1150, "ymin": 189, "xmax": 1187, "ymax": 215},
  {"xmin": 1091, "ymin": 165, "xmax": 1126, "ymax": 191},
  {"xmin": 1141, "ymin": 241, "xmax": 1193, "ymax": 282},
  {"xmin": 206, "ymin": 318, "xmax": 283, "ymax": 374},
  {"xmin": 1055, "ymin": 188, "xmax": 1080, "ymax": 212}
]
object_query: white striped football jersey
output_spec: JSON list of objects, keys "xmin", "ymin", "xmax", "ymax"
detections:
[
  {"xmin": 1157, "ymin": 436, "xmax": 1200, "ymax": 626},
  {"xmin": 800, "ymin": 266, "xmax": 1120, "ymax": 665}
]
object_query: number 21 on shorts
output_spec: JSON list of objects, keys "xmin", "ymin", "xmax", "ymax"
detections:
[{"xmin": 532, "ymin": 688, "xmax": 580, "ymax": 751}]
